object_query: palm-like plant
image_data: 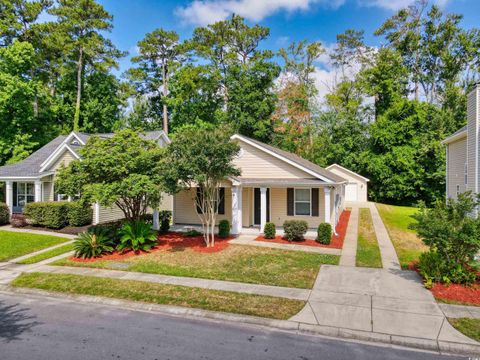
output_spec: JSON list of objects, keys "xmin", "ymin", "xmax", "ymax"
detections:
[
  {"xmin": 117, "ymin": 221, "xmax": 157, "ymax": 253},
  {"xmin": 73, "ymin": 228, "xmax": 115, "ymax": 259}
]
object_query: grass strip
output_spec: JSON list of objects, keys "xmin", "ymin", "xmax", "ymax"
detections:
[
  {"xmin": 53, "ymin": 245, "xmax": 339, "ymax": 289},
  {"xmin": 12, "ymin": 272, "xmax": 305, "ymax": 320},
  {"xmin": 17, "ymin": 243, "xmax": 73, "ymax": 264},
  {"xmin": 356, "ymin": 208, "xmax": 382, "ymax": 268},
  {"xmin": 0, "ymin": 230, "xmax": 68, "ymax": 261},
  {"xmin": 448, "ymin": 318, "xmax": 480, "ymax": 342}
]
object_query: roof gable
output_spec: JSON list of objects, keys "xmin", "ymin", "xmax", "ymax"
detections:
[
  {"xmin": 231, "ymin": 134, "xmax": 346, "ymax": 183},
  {"xmin": 326, "ymin": 164, "xmax": 369, "ymax": 182}
]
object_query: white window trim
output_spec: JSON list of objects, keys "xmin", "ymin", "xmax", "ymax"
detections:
[
  {"xmin": 294, "ymin": 188, "xmax": 312, "ymax": 216},
  {"xmin": 17, "ymin": 182, "xmax": 35, "ymax": 207}
]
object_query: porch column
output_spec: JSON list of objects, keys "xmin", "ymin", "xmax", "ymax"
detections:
[
  {"xmin": 5, "ymin": 181, "xmax": 13, "ymax": 215},
  {"xmin": 231, "ymin": 186, "xmax": 242, "ymax": 235},
  {"xmin": 152, "ymin": 208, "xmax": 159, "ymax": 231},
  {"xmin": 324, "ymin": 187, "xmax": 331, "ymax": 225},
  {"xmin": 34, "ymin": 180, "xmax": 42, "ymax": 203},
  {"xmin": 93, "ymin": 202, "xmax": 100, "ymax": 225},
  {"xmin": 260, "ymin": 187, "xmax": 267, "ymax": 232}
]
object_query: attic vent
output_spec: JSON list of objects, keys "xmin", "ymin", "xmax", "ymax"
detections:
[{"xmin": 71, "ymin": 139, "xmax": 79, "ymax": 145}]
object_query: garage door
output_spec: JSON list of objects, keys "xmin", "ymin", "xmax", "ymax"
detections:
[{"xmin": 345, "ymin": 183, "xmax": 358, "ymax": 201}]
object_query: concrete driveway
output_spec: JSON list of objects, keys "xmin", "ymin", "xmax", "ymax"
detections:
[{"xmin": 291, "ymin": 265, "xmax": 478, "ymax": 351}]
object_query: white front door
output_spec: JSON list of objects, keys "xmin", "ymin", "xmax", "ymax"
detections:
[{"xmin": 345, "ymin": 183, "xmax": 358, "ymax": 202}]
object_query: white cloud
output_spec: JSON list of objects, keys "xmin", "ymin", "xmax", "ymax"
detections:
[
  {"xmin": 357, "ymin": 0, "xmax": 450, "ymax": 11},
  {"xmin": 175, "ymin": 0, "xmax": 345, "ymax": 26}
]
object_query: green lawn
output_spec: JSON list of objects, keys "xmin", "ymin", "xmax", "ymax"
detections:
[
  {"xmin": 356, "ymin": 208, "xmax": 382, "ymax": 268},
  {"xmin": 0, "ymin": 230, "xmax": 69, "ymax": 261},
  {"xmin": 376, "ymin": 203, "xmax": 427, "ymax": 269},
  {"xmin": 17, "ymin": 243, "xmax": 73, "ymax": 264},
  {"xmin": 54, "ymin": 245, "xmax": 339, "ymax": 289},
  {"xmin": 12, "ymin": 272, "xmax": 305, "ymax": 320},
  {"xmin": 448, "ymin": 318, "xmax": 480, "ymax": 342}
]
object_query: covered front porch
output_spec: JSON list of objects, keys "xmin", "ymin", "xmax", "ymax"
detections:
[
  {"xmin": 172, "ymin": 178, "xmax": 344, "ymax": 235},
  {"xmin": 1, "ymin": 176, "xmax": 57, "ymax": 214}
]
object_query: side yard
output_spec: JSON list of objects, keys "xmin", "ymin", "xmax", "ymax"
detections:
[
  {"xmin": 0, "ymin": 230, "xmax": 69, "ymax": 261},
  {"xmin": 356, "ymin": 208, "xmax": 382, "ymax": 268},
  {"xmin": 376, "ymin": 203, "xmax": 427, "ymax": 268}
]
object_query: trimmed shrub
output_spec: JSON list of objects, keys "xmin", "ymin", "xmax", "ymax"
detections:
[
  {"xmin": 89, "ymin": 219, "xmax": 125, "ymax": 243},
  {"xmin": 263, "ymin": 222, "xmax": 276, "ymax": 239},
  {"xmin": 67, "ymin": 201, "xmax": 93, "ymax": 227},
  {"xmin": 73, "ymin": 228, "xmax": 115, "ymax": 259},
  {"xmin": 24, "ymin": 202, "xmax": 69, "ymax": 229},
  {"xmin": 316, "ymin": 223, "xmax": 332, "ymax": 244},
  {"xmin": 159, "ymin": 210, "xmax": 172, "ymax": 233},
  {"xmin": 283, "ymin": 220, "xmax": 308, "ymax": 242},
  {"xmin": 0, "ymin": 202, "xmax": 9, "ymax": 225},
  {"xmin": 10, "ymin": 214, "xmax": 27, "ymax": 228},
  {"xmin": 218, "ymin": 219, "xmax": 230, "ymax": 238}
]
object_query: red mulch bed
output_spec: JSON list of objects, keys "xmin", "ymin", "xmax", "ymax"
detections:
[
  {"xmin": 255, "ymin": 210, "xmax": 351, "ymax": 249},
  {"xmin": 431, "ymin": 282, "xmax": 480, "ymax": 306},
  {"xmin": 408, "ymin": 261, "xmax": 480, "ymax": 306},
  {"xmin": 71, "ymin": 232, "xmax": 233, "ymax": 262}
]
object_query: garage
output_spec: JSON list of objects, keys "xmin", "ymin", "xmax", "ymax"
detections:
[{"xmin": 326, "ymin": 164, "xmax": 369, "ymax": 202}]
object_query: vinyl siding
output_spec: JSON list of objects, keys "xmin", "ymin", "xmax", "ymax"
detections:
[
  {"xmin": 92, "ymin": 203, "xmax": 125, "ymax": 224},
  {"xmin": 327, "ymin": 165, "xmax": 367, "ymax": 202},
  {"xmin": 447, "ymin": 137, "xmax": 467, "ymax": 200},
  {"xmin": 233, "ymin": 142, "xmax": 315, "ymax": 179},
  {"xmin": 42, "ymin": 182, "xmax": 54, "ymax": 202},
  {"xmin": 50, "ymin": 150, "xmax": 77, "ymax": 171},
  {"xmin": 467, "ymin": 87, "xmax": 479, "ymax": 193},
  {"xmin": 173, "ymin": 188, "xmax": 232, "ymax": 225}
]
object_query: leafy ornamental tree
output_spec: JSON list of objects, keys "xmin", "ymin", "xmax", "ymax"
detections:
[
  {"xmin": 55, "ymin": 130, "xmax": 165, "ymax": 221},
  {"xmin": 412, "ymin": 192, "xmax": 480, "ymax": 285},
  {"xmin": 163, "ymin": 124, "xmax": 240, "ymax": 247}
]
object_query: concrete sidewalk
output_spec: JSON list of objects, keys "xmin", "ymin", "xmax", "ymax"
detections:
[{"xmin": 338, "ymin": 206, "xmax": 358, "ymax": 266}]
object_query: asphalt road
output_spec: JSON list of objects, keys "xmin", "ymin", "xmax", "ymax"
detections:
[{"xmin": 0, "ymin": 292, "xmax": 466, "ymax": 360}]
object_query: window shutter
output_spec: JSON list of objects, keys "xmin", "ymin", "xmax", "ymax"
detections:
[
  {"xmin": 287, "ymin": 188, "xmax": 294, "ymax": 216},
  {"xmin": 196, "ymin": 188, "xmax": 203, "ymax": 214},
  {"xmin": 218, "ymin": 188, "xmax": 225, "ymax": 215},
  {"xmin": 312, "ymin": 188, "xmax": 319, "ymax": 217}
]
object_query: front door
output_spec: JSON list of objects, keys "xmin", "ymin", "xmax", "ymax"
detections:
[{"xmin": 254, "ymin": 188, "xmax": 270, "ymax": 225}]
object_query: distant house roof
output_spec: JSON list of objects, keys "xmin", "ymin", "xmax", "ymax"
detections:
[
  {"xmin": 326, "ymin": 163, "xmax": 370, "ymax": 182},
  {"xmin": 0, "ymin": 130, "xmax": 168, "ymax": 179},
  {"xmin": 442, "ymin": 125, "xmax": 467, "ymax": 145},
  {"xmin": 231, "ymin": 134, "xmax": 347, "ymax": 184}
]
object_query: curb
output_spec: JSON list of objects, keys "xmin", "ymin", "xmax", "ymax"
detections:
[{"xmin": 2, "ymin": 285, "xmax": 480, "ymax": 356}]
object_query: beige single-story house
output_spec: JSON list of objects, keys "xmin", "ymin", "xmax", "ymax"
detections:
[
  {"xmin": 326, "ymin": 164, "xmax": 369, "ymax": 202},
  {"xmin": 0, "ymin": 129, "xmax": 372, "ymax": 236},
  {"xmin": 442, "ymin": 83, "xmax": 479, "ymax": 200},
  {"xmin": 0, "ymin": 130, "xmax": 171, "ymax": 225},
  {"xmin": 173, "ymin": 134, "xmax": 353, "ymax": 235}
]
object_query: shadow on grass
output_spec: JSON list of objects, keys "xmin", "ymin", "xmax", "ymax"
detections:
[{"xmin": 0, "ymin": 300, "xmax": 41, "ymax": 342}]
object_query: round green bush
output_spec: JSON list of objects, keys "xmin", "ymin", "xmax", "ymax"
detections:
[
  {"xmin": 0, "ymin": 202, "xmax": 9, "ymax": 225},
  {"xmin": 316, "ymin": 223, "xmax": 332, "ymax": 244},
  {"xmin": 218, "ymin": 219, "xmax": 230, "ymax": 238},
  {"xmin": 263, "ymin": 222, "xmax": 276, "ymax": 239},
  {"xmin": 283, "ymin": 220, "xmax": 308, "ymax": 241},
  {"xmin": 159, "ymin": 210, "xmax": 172, "ymax": 233}
]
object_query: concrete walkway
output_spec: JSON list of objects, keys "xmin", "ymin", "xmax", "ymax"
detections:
[
  {"xmin": 367, "ymin": 203, "xmax": 401, "ymax": 270},
  {"xmin": 290, "ymin": 265, "xmax": 478, "ymax": 351},
  {"xmin": 440, "ymin": 303, "xmax": 480, "ymax": 319},
  {"xmin": 338, "ymin": 206, "xmax": 358, "ymax": 266},
  {"xmin": 230, "ymin": 235, "xmax": 342, "ymax": 256}
]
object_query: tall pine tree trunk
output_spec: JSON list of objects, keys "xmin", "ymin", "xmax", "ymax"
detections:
[
  {"xmin": 74, "ymin": 47, "xmax": 83, "ymax": 132},
  {"xmin": 162, "ymin": 62, "xmax": 168, "ymax": 134}
]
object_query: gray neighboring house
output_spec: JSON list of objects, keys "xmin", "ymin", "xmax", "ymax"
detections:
[
  {"xmin": 0, "ymin": 130, "xmax": 171, "ymax": 225},
  {"xmin": 442, "ymin": 83, "xmax": 480, "ymax": 200}
]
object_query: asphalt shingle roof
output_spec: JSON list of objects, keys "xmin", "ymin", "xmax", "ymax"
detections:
[{"xmin": 0, "ymin": 131, "xmax": 165, "ymax": 178}]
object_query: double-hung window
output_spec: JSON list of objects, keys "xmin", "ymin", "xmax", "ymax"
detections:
[
  {"xmin": 294, "ymin": 189, "xmax": 311, "ymax": 216},
  {"xmin": 17, "ymin": 183, "xmax": 35, "ymax": 207}
]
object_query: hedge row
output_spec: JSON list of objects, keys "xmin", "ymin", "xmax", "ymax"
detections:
[
  {"xmin": 0, "ymin": 202, "xmax": 9, "ymax": 225},
  {"xmin": 24, "ymin": 201, "xmax": 93, "ymax": 229}
]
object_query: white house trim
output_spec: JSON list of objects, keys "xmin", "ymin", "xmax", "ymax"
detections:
[
  {"xmin": 39, "ymin": 143, "xmax": 81, "ymax": 173},
  {"xmin": 441, "ymin": 128, "xmax": 467, "ymax": 145},
  {"xmin": 231, "ymin": 134, "xmax": 337, "ymax": 184},
  {"xmin": 326, "ymin": 164, "xmax": 370, "ymax": 182}
]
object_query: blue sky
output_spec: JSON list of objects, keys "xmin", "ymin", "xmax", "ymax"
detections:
[{"xmin": 95, "ymin": 0, "xmax": 479, "ymax": 98}]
